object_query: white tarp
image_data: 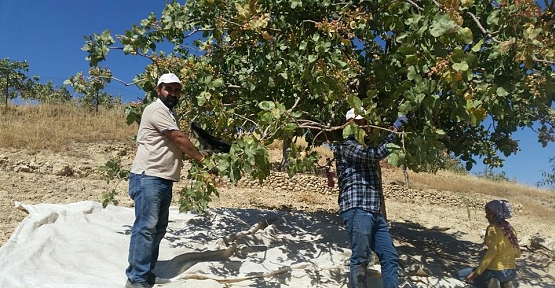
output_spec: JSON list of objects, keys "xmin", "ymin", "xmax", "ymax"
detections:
[{"xmin": 0, "ymin": 201, "xmax": 467, "ymax": 288}]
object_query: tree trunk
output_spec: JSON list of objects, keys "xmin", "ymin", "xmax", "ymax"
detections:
[
  {"xmin": 278, "ymin": 138, "xmax": 292, "ymax": 172},
  {"xmin": 4, "ymin": 74, "xmax": 9, "ymax": 112},
  {"xmin": 377, "ymin": 161, "xmax": 388, "ymax": 223},
  {"xmin": 95, "ymin": 91, "xmax": 99, "ymax": 113},
  {"xmin": 403, "ymin": 165, "xmax": 410, "ymax": 188}
]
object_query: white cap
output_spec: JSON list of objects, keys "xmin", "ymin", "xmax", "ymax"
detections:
[
  {"xmin": 346, "ymin": 108, "xmax": 365, "ymax": 121},
  {"xmin": 157, "ymin": 73, "xmax": 182, "ymax": 86}
]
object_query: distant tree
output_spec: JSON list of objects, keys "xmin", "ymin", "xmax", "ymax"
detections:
[
  {"xmin": 82, "ymin": 0, "xmax": 555, "ymax": 211},
  {"xmin": 65, "ymin": 67, "xmax": 120, "ymax": 111},
  {"xmin": 0, "ymin": 58, "xmax": 36, "ymax": 110},
  {"xmin": 422, "ymin": 151, "xmax": 467, "ymax": 174},
  {"xmin": 538, "ymin": 157, "xmax": 555, "ymax": 189},
  {"xmin": 476, "ymin": 167, "xmax": 516, "ymax": 183},
  {"xmin": 22, "ymin": 81, "xmax": 73, "ymax": 104}
]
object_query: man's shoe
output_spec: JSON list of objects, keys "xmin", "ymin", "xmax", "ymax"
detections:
[
  {"xmin": 502, "ymin": 280, "xmax": 515, "ymax": 288},
  {"xmin": 147, "ymin": 274, "xmax": 171, "ymax": 285},
  {"xmin": 125, "ymin": 279, "xmax": 152, "ymax": 288},
  {"xmin": 487, "ymin": 278, "xmax": 501, "ymax": 288}
]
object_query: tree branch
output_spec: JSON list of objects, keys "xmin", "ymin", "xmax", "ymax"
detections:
[
  {"xmin": 109, "ymin": 77, "xmax": 146, "ymax": 87},
  {"xmin": 288, "ymin": 97, "xmax": 301, "ymax": 112},
  {"xmin": 296, "ymin": 119, "xmax": 402, "ymax": 134},
  {"xmin": 233, "ymin": 112, "xmax": 263, "ymax": 136},
  {"xmin": 185, "ymin": 28, "xmax": 213, "ymax": 38},
  {"xmin": 405, "ymin": 0, "xmax": 424, "ymax": 11},
  {"xmin": 430, "ymin": 0, "xmax": 441, "ymax": 8},
  {"xmin": 109, "ymin": 46, "xmax": 157, "ymax": 60},
  {"xmin": 466, "ymin": 12, "xmax": 501, "ymax": 43},
  {"xmin": 302, "ymin": 20, "xmax": 319, "ymax": 25},
  {"xmin": 533, "ymin": 58, "xmax": 555, "ymax": 65},
  {"xmin": 225, "ymin": 83, "xmax": 242, "ymax": 89}
]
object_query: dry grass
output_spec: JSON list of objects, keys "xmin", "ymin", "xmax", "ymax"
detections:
[
  {"xmin": 2, "ymin": 104, "xmax": 554, "ymax": 220},
  {"xmin": 0, "ymin": 104, "xmax": 137, "ymax": 152},
  {"xmin": 388, "ymin": 168, "xmax": 555, "ymax": 221}
]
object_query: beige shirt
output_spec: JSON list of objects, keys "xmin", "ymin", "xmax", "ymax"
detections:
[{"xmin": 131, "ymin": 99, "xmax": 182, "ymax": 181}]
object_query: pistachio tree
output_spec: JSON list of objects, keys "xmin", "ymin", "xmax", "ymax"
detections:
[
  {"xmin": 0, "ymin": 58, "xmax": 36, "ymax": 110},
  {"xmin": 65, "ymin": 66, "xmax": 121, "ymax": 111},
  {"xmin": 538, "ymin": 157, "xmax": 555, "ymax": 189},
  {"xmin": 25, "ymin": 81, "xmax": 73, "ymax": 104},
  {"xmin": 83, "ymin": 0, "xmax": 555, "ymax": 211}
]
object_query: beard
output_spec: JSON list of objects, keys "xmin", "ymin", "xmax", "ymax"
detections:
[{"xmin": 160, "ymin": 95, "xmax": 178, "ymax": 109}]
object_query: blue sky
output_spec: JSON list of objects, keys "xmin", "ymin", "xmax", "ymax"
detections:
[
  {"xmin": 1, "ymin": 1, "xmax": 553, "ymax": 188},
  {"xmin": 0, "ymin": 0, "xmax": 169, "ymax": 102}
]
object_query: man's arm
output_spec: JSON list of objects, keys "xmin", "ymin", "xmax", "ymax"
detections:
[{"xmin": 164, "ymin": 130, "xmax": 204, "ymax": 162}]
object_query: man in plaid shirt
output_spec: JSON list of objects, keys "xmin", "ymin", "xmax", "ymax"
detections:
[{"xmin": 335, "ymin": 108, "xmax": 408, "ymax": 288}]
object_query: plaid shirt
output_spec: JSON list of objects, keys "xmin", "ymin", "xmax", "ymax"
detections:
[{"xmin": 334, "ymin": 133, "xmax": 397, "ymax": 214}]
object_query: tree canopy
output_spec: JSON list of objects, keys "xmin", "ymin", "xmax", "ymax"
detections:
[
  {"xmin": 0, "ymin": 58, "xmax": 34, "ymax": 107},
  {"xmin": 65, "ymin": 67, "xmax": 122, "ymax": 111},
  {"xmin": 83, "ymin": 0, "xmax": 555, "ymax": 210},
  {"xmin": 1, "ymin": 58, "xmax": 75, "ymax": 105}
]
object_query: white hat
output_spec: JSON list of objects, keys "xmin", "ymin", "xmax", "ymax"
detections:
[
  {"xmin": 345, "ymin": 108, "xmax": 365, "ymax": 121},
  {"xmin": 157, "ymin": 73, "xmax": 182, "ymax": 86}
]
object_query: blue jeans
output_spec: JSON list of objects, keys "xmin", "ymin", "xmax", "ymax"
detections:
[
  {"xmin": 125, "ymin": 173, "xmax": 173, "ymax": 283},
  {"xmin": 455, "ymin": 267, "xmax": 516, "ymax": 288},
  {"xmin": 341, "ymin": 208, "xmax": 399, "ymax": 288}
]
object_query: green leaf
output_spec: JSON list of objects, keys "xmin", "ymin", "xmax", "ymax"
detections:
[
  {"xmin": 398, "ymin": 102, "xmax": 413, "ymax": 114},
  {"xmin": 465, "ymin": 161, "xmax": 473, "ymax": 171},
  {"xmin": 212, "ymin": 78, "xmax": 224, "ymax": 88},
  {"xmin": 342, "ymin": 124, "xmax": 355, "ymax": 139},
  {"xmin": 291, "ymin": 0, "xmax": 301, "ymax": 9},
  {"xmin": 457, "ymin": 27, "xmax": 474, "ymax": 44},
  {"xmin": 312, "ymin": 33, "xmax": 320, "ymax": 42},
  {"xmin": 308, "ymin": 54, "xmax": 318, "ymax": 63},
  {"xmin": 123, "ymin": 45, "xmax": 134, "ymax": 55},
  {"xmin": 487, "ymin": 52, "xmax": 500, "ymax": 60},
  {"xmin": 407, "ymin": 66, "xmax": 418, "ymax": 80},
  {"xmin": 452, "ymin": 61, "xmax": 469, "ymax": 71},
  {"xmin": 388, "ymin": 154, "xmax": 400, "ymax": 166},
  {"xmin": 496, "ymin": 87, "xmax": 509, "ymax": 97},
  {"xmin": 471, "ymin": 39, "xmax": 484, "ymax": 52},
  {"xmin": 487, "ymin": 10, "xmax": 500, "ymax": 26},
  {"xmin": 197, "ymin": 91, "xmax": 210, "ymax": 106},
  {"xmin": 429, "ymin": 14, "xmax": 458, "ymax": 37},
  {"xmin": 258, "ymin": 101, "xmax": 275, "ymax": 110},
  {"xmin": 435, "ymin": 129, "xmax": 446, "ymax": 136}
]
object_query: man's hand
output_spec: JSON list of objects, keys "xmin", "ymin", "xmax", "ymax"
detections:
[{"xmin": 393, "ymin": 115, "xmax": 408, "ymax": 131}]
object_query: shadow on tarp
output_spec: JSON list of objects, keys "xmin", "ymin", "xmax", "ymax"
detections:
[
  {"xmin": 120, "ymin": 207, "xmax": 552, "ymax": 287},
  {"xmin": 148, "ymin": 208, "xmax": 366, "ymax": 287}
]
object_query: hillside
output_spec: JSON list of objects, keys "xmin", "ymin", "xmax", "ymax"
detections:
[{"xmin": 0, "ymin": 104, "xmax": 554, "ymax": 286}]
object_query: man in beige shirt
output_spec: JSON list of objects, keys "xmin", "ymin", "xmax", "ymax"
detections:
[{"xmin": 125, "ymin": 73, "xmax": 204, "ymax": 288}]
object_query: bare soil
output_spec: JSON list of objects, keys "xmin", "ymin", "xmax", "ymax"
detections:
[{"xmin": 1, "ymin": 143, "xmax": 554, "ymax": 286}]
